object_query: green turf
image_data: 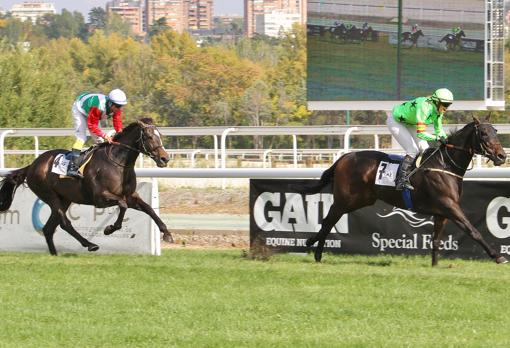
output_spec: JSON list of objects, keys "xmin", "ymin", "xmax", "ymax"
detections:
[
  {"xmin": 0, "ymin": 250, "xmax": 509, "ymax": 347},
  {"xmin": 307, "ymin": 34, "xmax": 484, "ymax": 101}
]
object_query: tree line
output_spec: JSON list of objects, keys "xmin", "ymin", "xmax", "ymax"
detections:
[{"xmin": 0, "ymin": 9, "xmax": 508, "ymax": 159}]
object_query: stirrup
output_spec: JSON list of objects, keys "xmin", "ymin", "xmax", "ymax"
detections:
[
  {"xmin": 396, "ymin": 177, "xmax": 414, "ymax": 191},
  {"xmin": 397, "ymin": 179, "xmax": 414, "ymax": 191},
  {"xmin": 67, "ymin": 165, "xmax": 83, "ymax": 179}
]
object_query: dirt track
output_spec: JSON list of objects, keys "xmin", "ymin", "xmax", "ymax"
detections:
[{"xmin": 159, "ymin": 187, "xmax": 249, "ymax": 249}]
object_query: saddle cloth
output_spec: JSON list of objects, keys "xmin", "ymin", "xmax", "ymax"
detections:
[
  {"xmin": 51, "ymin": 147, "xmax": 96, "ymax": 177},
  {"xmin": 375, "ymin": 154, "xmax": 417, "ymax": 211},
  {"xmin": 374, "ymin": 154, "xmax": 404, "ymax": 187}
]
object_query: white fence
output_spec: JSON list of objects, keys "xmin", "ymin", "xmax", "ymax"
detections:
[
  {"xmin": 2, "ymin": 168, "xmax": 510, "ymax": 180},
  {"xmin": 2, "ymin": 124, "xmax": 510, "ymax": 169}
]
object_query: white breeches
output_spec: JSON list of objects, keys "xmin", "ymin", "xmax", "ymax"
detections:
[
  {"xmin": 72, "ymin": 102, "xmax": 102, "ymax": 149},
  {"xmin": 386, "ymin": 112, "xmax": 429, "ymax": 156}
]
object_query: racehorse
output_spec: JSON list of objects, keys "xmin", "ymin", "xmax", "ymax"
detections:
[
  {"xmin": 401, "ymin": 30, "xmax": 424, "ymax": 47},
  {"xmin": 0, "ymin": 118, "xmax": 173, "ymax": 255},
  {"xmin": 348, "ymin": 27, "xmax": 375, "ymax": 42},
  {"xmin": 304, "ymin": 116, "xmax": 508, "ymax": 266},
  {"xmin": 330, "ymin": 23, "xmax": 348, "ymax": 41},
  {"xmin": 439, "ymin": 30, "xmax": 465, "ymax": 50}
]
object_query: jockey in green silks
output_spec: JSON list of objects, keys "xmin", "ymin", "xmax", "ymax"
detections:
[{"xmin": 386, "ymin": 88, "xmax": 454, "ymax": 190}]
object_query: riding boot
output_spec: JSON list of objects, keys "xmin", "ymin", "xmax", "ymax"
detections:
[
  {"xmin": 67, "ymin": 149, "xmax": 83, "ymax": 179},
  {"xmin": 395, "ymin": 155, "xmax": 414, "ymax": 191}
]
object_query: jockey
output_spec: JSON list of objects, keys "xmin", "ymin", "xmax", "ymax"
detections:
[
  {"xmin": 386, "ymin": 88, "xmax": 453, "ymax": 190},
  {"xmin": 67, "ymin": 89, "xmax": 128, "ymax": 178},
  {"xmin": 362, "ymin": 22, "xmax": 368, "ymax": 30},
  {"xmin": 411, "ymin": 24, "xmax": 418, "ymax": 33},
  {"xmin": 452, "ymin": 26, "xmax": 462, "ymax": 35}
]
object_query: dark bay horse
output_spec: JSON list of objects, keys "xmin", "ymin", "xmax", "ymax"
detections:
[
  {"xmin": 439, "ymin": 30, "xmax": 465, "ymax": 50},
  {"xmin": 401, "ymin": 30, "xmax": 424, "ymax": 47},
  {"xmin": 305, "ymin": 116, "xmax": 507, "ymax": 266},
  {"xmin": 0, "ymin": 118, "xmax": 173, "ymax": 255}
]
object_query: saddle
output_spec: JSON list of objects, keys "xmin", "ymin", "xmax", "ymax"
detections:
[
  {"xmin": 65, "ymin": 145, "xmax": 97, "ymax": 168},
  {"xmin": 375, "ymin": 153, "xmax": 419, "ymax": 211},
  {"xmin": 54, "ymin": 146, "xmax": 99, "ymax": 178}
]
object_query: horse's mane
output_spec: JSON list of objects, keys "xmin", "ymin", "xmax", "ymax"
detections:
[{"xmin": 113, "ymin": 118, "xmax": 155, "ymax": 141}]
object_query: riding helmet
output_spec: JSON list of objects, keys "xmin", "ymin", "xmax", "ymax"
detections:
[
  {"xmin": 108, "ymin": 89, "xmax": 128, "ymax": 106},
  {"xmin": 431, "ymin": 88, "xmax": 454, "ymax": 103}
]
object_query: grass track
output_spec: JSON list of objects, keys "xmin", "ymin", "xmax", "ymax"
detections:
[
  {"xmin": 0, "ymin": 250, "xmax": 509, "ymax": 347},
  {"xmin": 307, "ymin": 35, "xmax": 484, "ymax": 101}
]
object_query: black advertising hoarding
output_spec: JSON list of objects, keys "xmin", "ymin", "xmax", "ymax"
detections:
[{"xmin": 250, "ymin": 180, "xmax": 510, "ymax": 259}]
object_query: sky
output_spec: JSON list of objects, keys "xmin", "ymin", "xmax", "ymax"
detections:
[{"xmin": 1, "ymin": 0, "xmax": 244, "ymax": 16}]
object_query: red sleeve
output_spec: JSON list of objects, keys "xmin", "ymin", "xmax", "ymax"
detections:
[
  {"xmin": 112, "ymin": 110, "xmax": 123, "ymax": 132},
  {"xmin": 87, "ymin": 107, "xmax": 105, "ymax": 138}
]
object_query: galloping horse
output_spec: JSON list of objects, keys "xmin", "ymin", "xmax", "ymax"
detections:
[
  {"xmin": 439, "ymin": 30, "xmax": 465, "ymax": 50},
  {"xmin": 401, "ymin": 30, "xmax": 424, "ymax": 47},
  {"xmin": 0, "ymin": 118, "xmax": 173, "ymax": 255},
  {"xmin": 305, "ymin": 116, "xmax": 507, "ymax": 266}
]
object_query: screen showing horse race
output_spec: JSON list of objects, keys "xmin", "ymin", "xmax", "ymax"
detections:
[{"xmin": 306, "ymin": 0, "xmax": 502, "ymax": 110}]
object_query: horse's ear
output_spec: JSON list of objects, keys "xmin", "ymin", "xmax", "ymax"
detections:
[
  {"xmin": 136, "ymin": 119, "xmax": 149, "ymax": 127},
  {"xmin": 484, "ymin": 112, "xmax": 492, "ymax": 122},
  {"xmin": 472, "ymin": 115, "xmax": 480, "ymax": 125}
]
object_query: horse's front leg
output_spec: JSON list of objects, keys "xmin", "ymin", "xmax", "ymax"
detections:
[
  {"xmin": 104, "ymin": 206, "xmax": 127, "ymax": 235},
  {"xmin": 127, "ymin": 192, "xmax": 173, "ymax": 243},
  {"xmin": 432, "ymin": 216, "xmax": 447, "ymax": 267},
  {"xmin": 100, "ymin": 191, "xmax": 128, "ymax": 235},
  {"xmin": 446, "ymin": 202, "xmax": 507, "ymax": 264}
]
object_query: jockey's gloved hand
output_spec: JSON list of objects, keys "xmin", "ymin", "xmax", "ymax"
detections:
[{"xmin": 437, "ymin": 136, "xmax": 448, "ymax": 146}]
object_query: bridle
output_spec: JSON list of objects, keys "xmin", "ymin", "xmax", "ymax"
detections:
[
  {"xmin": 106, "ymin": 123, "xmax": 165, "ymax": 167},
  {"xmin": 439, "ymin": 123, "xmax": 497, "ymax": 171}
]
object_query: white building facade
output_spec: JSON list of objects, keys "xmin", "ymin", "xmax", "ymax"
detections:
[
  {"xmin": 255, "ymin": 10, "xmax": 301, "ymax": 37},
  {"xmin": 10, "ymin": 2, "xmax": 56, "ymax": 23}
]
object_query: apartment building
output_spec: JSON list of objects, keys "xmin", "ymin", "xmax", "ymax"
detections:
[
  {"xmin": 10, "ymin": 1, "xmax": 56, "ymax": 24},
  {"xmin": 244, "ymin": 0, "xmax": 306, "ymax": 37},
  {"xmin": 145, "ymin": 0, "xmax": 213, "ymax": 33},
  {"xmin": 106, "ymin": 1, "xmax": 144, "ymax": 36},
  {"xmin": 188, "ymin": 0, "xmax": 214, "ymax": 30}
]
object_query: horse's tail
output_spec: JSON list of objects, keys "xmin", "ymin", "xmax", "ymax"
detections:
[
  {"xmin": 0, "ymin": 166, "xmax": 29, "ymax": 211},
  {"xmin": 292, "ymin": 158, "xmax": 340, "ymax": 194}
]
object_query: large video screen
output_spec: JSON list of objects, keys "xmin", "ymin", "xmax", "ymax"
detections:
[{"xmin": 307, "ymin": 0, "xmax": 486, "ymax": 110}]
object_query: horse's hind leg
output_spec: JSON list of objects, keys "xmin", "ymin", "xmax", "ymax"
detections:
[
  {"xmin": 127, "ymin": 193, "xmax": 173, "ymax": 243},
  {"xmin": 306, "ymin": 203, "xmax": 344, "ymax": 262},
  {"xmin": 431, "ymin": 216, "xmax": 447, "ymax": 267},
  {"xmin": 42, "ymin": 211, "xmax": 60, "ymax": 255},
  {"xmin": 53, "ymin": 199, "xmax": 99, "ymax": 252}
]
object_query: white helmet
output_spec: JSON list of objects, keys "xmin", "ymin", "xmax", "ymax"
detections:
[
  {"xmin": 431, "ymin": 88, "xmax": 454, "ymax": 103},
  {"xmin": 108, "ymin": 89, "xmax": 127, "ymax": 106}
]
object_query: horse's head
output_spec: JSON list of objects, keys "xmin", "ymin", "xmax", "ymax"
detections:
[
  {"xmin": 136, "ymin": 118, "xmax": 170, "ymax": 168},
  {"xmin": 471, "ymin": 115, "xmax": 507, "ymax": 166},
  {"xmin": 115, "ymin": 118, "xmax": 169, "ymax": 167},
  {"xmin": 417, "ymin": 29, "xmax": 424, "ymax": 36},
  {"xmin": 459, "ymin": 30, "xmax": 465, "ymax": 37}
]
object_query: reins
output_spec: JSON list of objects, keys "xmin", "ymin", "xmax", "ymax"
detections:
[
  {"xmin": 408, "ymin": 123, "xmax": 491, "ymax": 180},
  {"xmin": 104, "ymin": 124, "xmax": 164, "ymax": 168}
]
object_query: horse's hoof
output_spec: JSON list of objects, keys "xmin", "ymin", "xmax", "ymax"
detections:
[
  {"xmin": 314, "ymin": 252, "xmax": 322, "ymax": 263},
  {"xmin": 496, "ymin": 256, "xmax": 508, "ymax": 264},
  {"xmin": 163, "ymin": 232, "xmax": 174, "ymax": 244},
  {"xmin": 104, "ymin": 225, "xmax": 115, "ymax": 235},
  {"xmin": 88, "ymin": 244, "xmax": 99, "ymax": 252}
]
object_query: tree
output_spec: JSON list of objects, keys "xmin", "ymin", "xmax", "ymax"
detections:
[
  {"xmin": 148, "ymin": 17, "xmax": 170, "ymax": 39},
  {"xmin": 105, "ymin": 12, "xmax": 132, "ymax": 37},
  {"xmin": 88, "ymin": 7, "xmax": 107, "ymax": 31},
  {"xmin": 40, "ymin": 10, "xmax": 87, "ymax": 40}
]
